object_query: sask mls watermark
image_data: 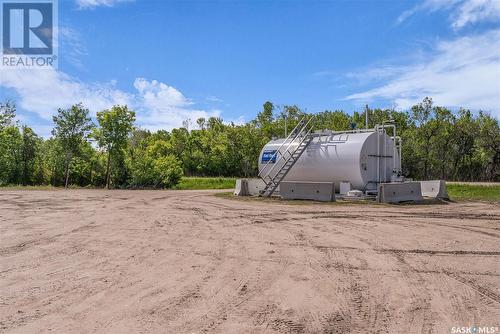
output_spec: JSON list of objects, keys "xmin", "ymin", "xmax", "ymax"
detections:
[
  {"xmin": 1, "ymin": 0, "xmax": 58, "ymax": 69},
  {"xmin": 451, "ymin": 326, "xmax": 499, "ymax": 334}
]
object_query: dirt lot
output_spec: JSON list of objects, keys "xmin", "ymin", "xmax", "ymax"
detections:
[{"xmin": 0, "ymin": 190, "xmax": 499, "ymax": 334}]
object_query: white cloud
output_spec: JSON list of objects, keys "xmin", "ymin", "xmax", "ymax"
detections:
[
  {"xmin": 0, "ymin": 68, "xmax": 131, "ymax": 120},
  {"xmin": 346, "ymin": 30, "xmax": 500, "ymax": 116},
  {"xmin": 0, "ymin": 69, "xmax": 219, "ymax": 133},
  {"xmin": 134, "ymin": 78, "xmax": 190, "ymax": 109},
  {"xmin": 133, "ymin": 78, "xmax": 219, "ymax": 131},
  {"xmin": 223, "ymin": 115, "xmax": 246, "ymax": 126},
  {"xmin": 397, "ymin": 0, "xmax": 500, "ymax": 29},
  {"xmin": 345, "ymin": 66, "xmax": 413, "ymax": 83},
  {"xmin": 397, "ymin": 0, "xmax": 458, "ymax": 25},
  {"xmin": 206, "ymin": 95, "xmax": 223, "ymax": 103},
  {"xmin": 452, "ymin": 0, "xmax": 500, "ymax": 29},
  {"xmin": 58, "ymin": 27, "xmax": 88, "ymax": 69},
  {"xmin": 76, "ymin": 0, "xmax": 132, "ymax": 9}
]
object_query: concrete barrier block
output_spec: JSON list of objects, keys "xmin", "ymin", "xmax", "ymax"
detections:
[
  {"xmin": 234, "ymin": 179, "xmax": 249, "ymax": 196},
  {"xmin": 280, "ymin": 181, "xmax": 335, "ymax": 202},
  {"xmin": 339, "ymin": 181, "xmax": 351, "ymax": 195},
  {"xmin": 247, "ymin": 178, "xmax": 267, "ymax": 196},
  {"xmin": 377, "ymin": 182, "xmax": 423, "ymax": 203},
  {"xmin": 420, "ymin": 180, "xmax": 449, "ymax": 199}
]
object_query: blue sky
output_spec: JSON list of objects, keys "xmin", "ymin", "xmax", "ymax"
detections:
[{"xmin": 1, "ymin": 0, "xmax": 499, "ymax": 136}]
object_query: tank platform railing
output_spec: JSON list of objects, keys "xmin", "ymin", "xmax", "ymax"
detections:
[
  {"xmin": 259, "ymin": 115, "xmax": 316, "ymax": 197},
  {"xmin": 309, "ymin": 128, "xmax": 379, "ymax": 136},
  {"xmin": 258, "ymin": 115, "xmax": 312, "ymax": 179},
  {"xmin": 259, "ymin": 120, "xmax": 313, "ymax": 186},
  {"xmin": 259, "ymin": 115, "xmax": 315, "ymax": 182}
]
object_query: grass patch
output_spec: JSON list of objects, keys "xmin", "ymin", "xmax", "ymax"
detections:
[
  {"xmin": 447, "ymin": 183, "xmax": 500, "ymax": 202},
  {"xmin": 0, "ymin": 185, "xmax": 58, "ymax": 190},
  {"xmin": 0, "ymin": 178, "xmax": 237, "ymax": 191},
  {"xmin": 173, "ymin": 177, "xmax": 237, "ymax": 190}
]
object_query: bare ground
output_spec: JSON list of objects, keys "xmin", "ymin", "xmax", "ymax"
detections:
[{"xmin": 0, "ymin": 189, "xmax": 499, "ymax": 334}]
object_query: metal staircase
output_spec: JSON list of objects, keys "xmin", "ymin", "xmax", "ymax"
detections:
[{"xmin": 258, "ymin": 115, "xmax": 316, "ymax": 197}]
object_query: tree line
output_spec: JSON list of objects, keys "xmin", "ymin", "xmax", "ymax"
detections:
[{"xmin": 0, "ymin": 97, "xmax": 498, "ymax": 188}]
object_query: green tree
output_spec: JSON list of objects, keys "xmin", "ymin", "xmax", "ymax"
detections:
[
  {"xmin": 0, "ymin": 126, "xmax": 22, "ymax": 185},
  {"xmin": 95, "ymin": 105, "xmax": 135, "ymax": 189},
  {"xmin": 0, "ymin": 101, "xmax": 21, "ymax": 185},
  {"xmin": 254, "ymin": 101, "xmax": 276, "ymax": 139},
  {"xmin": 0, "ymin": 100, "xmax": 16, "ymax": 129},
  {"xmin": 52, "ymin": 103, "xmax": 94, "ymax": 188},
  {"xmin": 410, "ymin": 98, "xmax": 440, "ymax": 179},
  {"xmin": 450, "ymin": 109, "xmax": 479, "ymax": 180},
  {"xmin": 21, "ymin": 126, "xmax": 39, "ymax": 185},
  {"xmin": 1, "ymin": 97, "xmax": 499, "ymax": 187},
  {"xmin": 476, "ymin": 112, "xmax": 500, "ymax": 181},
  {"xmin": 152, "ymin": 155, "xmax": 183, "ymax": 188},
  {"xmin": 316, "ymin": 110, "xmax": 351, "ymax": 131}
]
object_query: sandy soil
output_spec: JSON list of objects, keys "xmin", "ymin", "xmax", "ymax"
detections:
[{"xmin": 0, "ymin": 190, "xmax": 499, "ymax": 334}]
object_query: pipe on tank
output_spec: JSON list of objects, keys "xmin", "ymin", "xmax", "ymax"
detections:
[
  {"xmin": 375, "ymin": 123, "xmax": 398, "ymax": 180},
  {"xmin": 365, "ymin": 104, "xmax": 369, "ymax": 129},
  {"xmin": 393, "ymin": 136, "xmax": 402, "ymax": 173}
]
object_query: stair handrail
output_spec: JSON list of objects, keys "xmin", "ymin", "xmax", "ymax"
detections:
[
  {"xmin": 259, "ymin": 115, "xmax": 314, "ymax": 193},
  {"xmin": 270, "ymin": 116, "xmax": 316, "ymax": 175},
  {"xmin": 259, "ymin": 115, "xmax": 315, "ymax": 181},
  {"xmin": 264, "ymin": 123, "xmax": 316, "ymax": 195},
  {"xmin": 258, "ymin": 115, "xmax": 308, "ymax": 178}
]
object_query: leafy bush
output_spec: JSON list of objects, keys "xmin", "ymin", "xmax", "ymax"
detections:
[{"xmin": 152, "ymin": 155, "xmax": 183, "ymax": 188}]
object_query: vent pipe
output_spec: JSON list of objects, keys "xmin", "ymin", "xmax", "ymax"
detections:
[{"xmin": 365, "ymin": 104, "xmax": 369, "ymax": 129}]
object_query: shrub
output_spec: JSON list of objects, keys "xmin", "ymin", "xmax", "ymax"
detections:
[{"xmin": 152, "ymin": 155, "xmax": 183, "ymax": 188}]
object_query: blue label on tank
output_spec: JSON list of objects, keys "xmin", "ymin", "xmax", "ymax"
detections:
[{"xmin": 262, "ymin": 150, "xmax": 277, "ymax": 163}]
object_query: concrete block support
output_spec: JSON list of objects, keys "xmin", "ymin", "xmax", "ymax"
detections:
[
  {"xmin": 377, "ymin": 182, "xmax": 423, "ymax": 203},
  {"xmin": 247, "ymin": 178, "xmax": 267, "ymax": 196},
  {"xmin": 234, "ymin": 179, "xmax": 249, "ymax": 196},
  {"xmin": 339, "ymin": 181, "xmax": 351, "ymax": 195},
  {"xmin": 280, "ymin": 181, "xmax": 335, "ymax": 202},
  {"xmin": 420, "ymin": 180, "xmax": 449, "ymax": 199}
]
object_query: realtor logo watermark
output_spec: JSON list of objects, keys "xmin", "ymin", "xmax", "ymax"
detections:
[{"xmin": 1, "ymin": 0, "xmax": 57, "ymax": 68}]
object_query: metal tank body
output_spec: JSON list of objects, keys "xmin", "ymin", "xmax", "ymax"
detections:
[{"xmin": 258, "ymin": 131, "xmax": 400, "ymax": 191}]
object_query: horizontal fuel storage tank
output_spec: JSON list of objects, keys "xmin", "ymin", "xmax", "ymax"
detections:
[{"xmin": 258, "ymin": 131, "xmax": 400, "ymax": 192}]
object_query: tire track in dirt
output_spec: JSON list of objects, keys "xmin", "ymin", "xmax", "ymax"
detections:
[
  {"xmin": 310, "ymin": 211, "xmax": 500, "ymax": 222},
  {"xmin": 443, "ymin": 272, "xmax": 500, "ymax": 305},
  {"xmin": 216, "ymin": 202, "xmax": 497, "ymax": 333},
  {"xmin": 314, "ymin": 244, "xmax": 391, "ymax": 333},
  {"xmin": 316, "ymin": 213, "xmax": 499, "ymax": 332},
  {"xmin": 2, "ymin": 191, "xmax": 499, "ymax": 333},
  {"xmin": 181, "ymin": 257, "xmax": 291, "ymax": 333},
  {"xmin": 277, "ymin": 220, "xmax": 391, "ymax": 334},
  {"xmin": 0, "ymin": 223, "xmax": 97, "ymax": 256},
  {"xmin": 314, "ymin": 218, "xmax": 439, "ymax": 333}
]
